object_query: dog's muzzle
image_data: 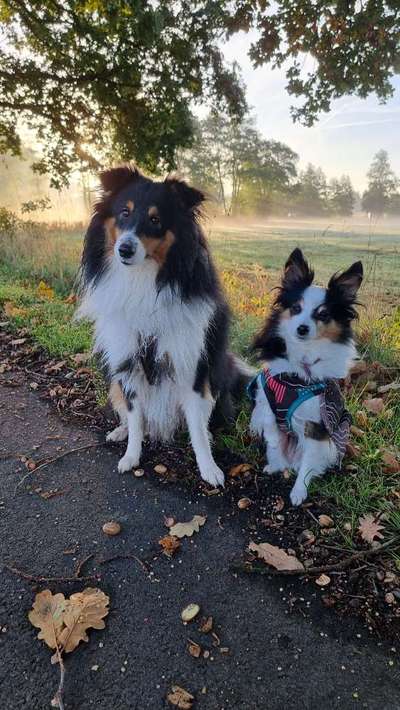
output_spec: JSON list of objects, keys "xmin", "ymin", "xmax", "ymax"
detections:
[{"xmin": 118, "ymin": 239, "xmax": 136, "ymax": 264}]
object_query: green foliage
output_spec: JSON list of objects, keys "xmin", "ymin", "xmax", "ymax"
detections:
[
  {"xmin": 225, "ymin": 1, "xmax": 399, "ymax": 125},
  {"xmin": 361, "ymin": 150, "xmax": 399, "ymax": 217},
  {"xmin": 0, "ymin": 0, "xmax": 246, "ymax": 187},
  {"xmin": 1, "ymin": 2, "xmax": 398, "ymax": 186},
  {"xmin": 328, "ymin": 176, "xmax": 356, "ymax": 217},
  {"xmin": 180, "ymin": 113, "xmax": 298, "ymax": 215}
]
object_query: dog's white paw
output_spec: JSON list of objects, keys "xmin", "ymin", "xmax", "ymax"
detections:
[
  {"xmin": 106, "ymin": 425, "xmax": 128, "ymax": 443},
  {"xmin": 265, "ymin": 448, "xmax": 288, "ymax": 474},
  {"xmin": 200, "ymin": 464, "xmax": 225, "ymax": 488},
  {"xmin": 290, "ymin": 483, "xmax": 308, "ymax": 507},
  {"xmin": 118, "ymin": 453, "xmax": 139, "ymax": 473}
]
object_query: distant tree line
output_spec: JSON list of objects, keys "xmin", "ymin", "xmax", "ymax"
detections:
[{"xmin": 179, "ymin": 114, "xmax": 400, "ymax": 219}]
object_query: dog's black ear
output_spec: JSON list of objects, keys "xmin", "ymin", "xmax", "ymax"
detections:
[
  {"xmin": 99, "ymin": 165, "xmax": 141, "ymax": 195},
  {"xmin": 328, "ymin": 261, "xmax": 363, "ymax": 301},
  {"xmin": 165, "ymin": 175, "xmax": 206, "ymax": 210},
  {"xmin": 282, "ymin": 248, "xmax": 314, "ymax": 291}
]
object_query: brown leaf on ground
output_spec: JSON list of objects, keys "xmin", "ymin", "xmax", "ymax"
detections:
[
  {"xmin": 249, "ymin": 541, "xmax": 304, "ymax": 572},
  {"xmin": 316, "ymin": 574, "xmax": 331, "ymax": 587},
  {"xmin": 57, "ymin": 588, "xmax": 109, "ymax": 653},
  {"xmin": 169, "ymin": 515, "xmax": 206, "ymax": 538},
  {"xmin": 167, "ymin": 685, "xmax": 194, "ymax": 709},
  {"xmin": 381, "ymin": 451, "xmax": 400, "ymax": 474},
  {"xmin": 378, "ymin": 381, "xmax": 400, "ymax": 394},
  {"xmin": 349, "ymin": 360, "xmax": 367, "ymax": 376},
  {"xmin": 159, "ymin": 534, "xmax": 181, "ymax": 557},
  {"xmin": 72, "ymin": 352, "xmax": 90, "ymax": 365},
  {"xmin": 363, "ymin": 398, "xmax": 385, "ymax": 414},
  {"xmin": 28, "ymin": 590, "xmax": 67, "ymax": 649},
  {"xmin": 318, "ymin": 514, "xmax": 334, "ymax": 528},
  {"xmin": 358, "ymin": 514, "xmax": 385, "ymax": 544},
  {"xmin": 228, "ymin": 463, "xmax": 252, "ymax": 477},
  {"xmin": 199, "ymin": 616, "xmax": 213, "ymax": 633},
  {"xmin": 188, "ymin": 639, "xmax": 202, "ymax": 658},
  {"xmin": 346, "ymin": 442, "xmax": 361, "ymax": 459}
]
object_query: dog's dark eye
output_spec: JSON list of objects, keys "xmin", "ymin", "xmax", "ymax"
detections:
[
  {"xmin": 120, "ymin": 207, "xmax": 130, "ymax": 219},
  {"xmin": 150, "ymin": 215, "xmax": 160, "ymax": 225},
  {"xmin": 315, "ymin": 308, "xmax": 330, "ymax": 322},
  {"xmin": 290, "ymin": 303, "xmax": 302, "ymax": 315}
]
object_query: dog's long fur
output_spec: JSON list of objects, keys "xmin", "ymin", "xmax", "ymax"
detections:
[
  {"xmin": 250, "ymin": 248, "xmax": 363, "ymax": 505},
  {"xmin": 77, "ymin": 166, "xmax": 247, "ymax": 486}
]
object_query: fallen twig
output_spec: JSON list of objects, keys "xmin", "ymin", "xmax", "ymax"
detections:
[
  {"xmin": 230, "ymin": 539, "xmax": 396, "ymax": 577},
  {"xmin": 15, "ymin": 442, "xmax": 106, "ymax": 493},
  {"xmin": 3, "ymin": 563, "xmax": 100, "ymax": 584},
  {"xmin": 74, "ymin": 553, "xmax": 94, "ymax": 579},
  {"xmin": 99, "ymin": 553, "xmax": 150, "ymax": 575}
]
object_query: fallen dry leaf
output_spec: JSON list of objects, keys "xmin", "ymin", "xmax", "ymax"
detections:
[
  {"xmin": 249, "ymin": 541, "xmax": 304, "ymax": 572},
  {"xmin": 11, "ymin": 337, "xmax": 27, "ymax": 346},
  {"xmin": 28, "ymin": 590, "xmax": 67, "ymax": 649},
  {"xmin": 57, "ymin": 588, "xmax": 109, "ymax": 653},
  {"xmin": 159, "ymin": 534, "xmax": 181, "ymax": 557},
  {"xmin": 358, "ymin": 514, "xmax": 385, "ymax": 544},
  {"xmin": 350, "ymin": 360, "xmax": 367, "ymax": 376},
  {"xmin": 154, "ymin": 463, "xmax": 168, "ymax": 474},
  {"xmin": 315, "ymin": 574, "xmax": 331, "ymax": 586},
  {"xmin": 297, "ymin": 529, "xmax": 316, "ymax": 546},
  {"xmin": 381, "ymin": 451, "xmax": 400, "ymax": 474},
  {"xmin": 228, "ymin": 462, "xmax": 252, "ymax": 477},
  {"xmin": 188, "ymin": 639, "xmax": 202, "ymax": 658},
  {"xmin": 37, "ymin": 281, "xmax": 55, "ymax": 300},
  {"xmin": 169, "ymin": 515, "xmax": 206, "ymax": 538},
  {"xmin": 237, "ymin": 497, "xmax": 252, "ymax": 510},
  {"xmin": 318, "ymin": 514, "xmax": 334, "ymax": 528},
  {"xmin": 167, "ymin": 686, "xmax": 194, "ymax": 709},
  {"xmin": 72, "ymin": 352, "xmax": 90, "ymax": 365},
  {"xmin": 199, "ymin": 616, "xmax": 213, "ymax": 633},
  {"xmin": 350, "ymin": 425, "xmax": 365, "ymax": 438},
  {"xmin": 378, "ymin": 382, "xmax": 400, "ymax": 394},
  {"xmin": 363, "ymin": 398, "xmax": 385, "ymax": 414},
  {"xmin": 4, "ymin": 302, "xmax": 27, "ymax": 318},
  {"xmin": 164, "ymin": 515, "xmax": 175, "ymax": 528}
]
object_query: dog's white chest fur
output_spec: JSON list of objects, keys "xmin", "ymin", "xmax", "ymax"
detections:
[{"xmin": 79, "ymin": 260, "xmax": 215, "ymax": 438}]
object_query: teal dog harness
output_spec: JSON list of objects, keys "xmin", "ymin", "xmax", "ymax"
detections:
[{"xmin": 248, "ymin": 368, "xmax": 351, "ymax": 462}]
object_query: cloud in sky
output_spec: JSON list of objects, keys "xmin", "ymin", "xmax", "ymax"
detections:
[{"xmin": 221, "ymin": 32, "xmax": 400, "ymax": 192}]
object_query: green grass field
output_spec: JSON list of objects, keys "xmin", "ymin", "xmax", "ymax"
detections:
[{"xmin": 0, "ymin": 217, "xmax": 399, "ymax": 554}]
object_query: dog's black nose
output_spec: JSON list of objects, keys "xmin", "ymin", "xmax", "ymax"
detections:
[
  {"xmin": 297, "ymin": 324, "xmax": 309, "ymax": 337},
  {"xmin": 118, "ymin": 242, "xmax": 136, "ymax": 260}
]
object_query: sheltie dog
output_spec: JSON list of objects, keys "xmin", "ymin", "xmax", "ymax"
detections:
[
  {"xmin": 77, "ymin": 166, "xmax": 248, "ymax": 487},
  {"xmin": 249, "ymin": 248, "xmax": 363, "ymax": 505}
]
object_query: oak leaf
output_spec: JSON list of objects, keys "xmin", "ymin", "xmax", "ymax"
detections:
[
  {"xmin": 28, "ymin": 590, "xmax": 67, "ymax": 649},
  {"xmin": 169, "ymin": 515, "xmax": 206, "ymax": 538},
  {"xmin": 159, "ymin": 534, "xmax": 181, "ymax": 557},
  {"xmin": 358, "ymin": 514, "xmax": 385, "ymax": 544},
  {"xmin": 57, "ymin": 588, "xmax": 109, "ymax": 653},
  {"xmin": 249, "ymin": 541, "xmax": 304, "ymax": 571}
]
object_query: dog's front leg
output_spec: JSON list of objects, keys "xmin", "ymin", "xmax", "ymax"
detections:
[
  {"xmin": 118, "ymin": 400, "xmax": 144, "ymax": 473},
  {"xmin": 250, "ymin": 387, "xmax": 289, "ymax": 474},
  {"xmin": 290, "ymin": 438, "xmax": 337, "ymax": 506},
  {"xmin": 182, "ymin": 390, "xmax": 225, "ymax": 488}
]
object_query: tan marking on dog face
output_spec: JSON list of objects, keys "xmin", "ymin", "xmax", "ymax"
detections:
[
  {"xmin": 281, "ymin": 307, "xmax": 291, "ymax": 320},
  {"xmin": 148, "ymin": 205, "xmax": 159, "ymax": 218},
  {"xmin": 317, "ymin": 319, "xmax": 342, "ymax": 341},
  {"xmin": 126, "ymin": 200, "xmax": 134, "ymax": 212},
  {"xmin": 141, "ymin": 230, "xmax": 175, "ymax": 266},
  {"xmin": 104, "ymin": 217, "xmax": 120, "ymax": 255},
  {"xmin": 109, "ymin": 381, "xmax": 126, "ymax": 412}
]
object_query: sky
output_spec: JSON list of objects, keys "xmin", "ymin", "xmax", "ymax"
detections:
[{"xmin": 221, "ymin": 31, "xmax": 400, "ymax": 193}]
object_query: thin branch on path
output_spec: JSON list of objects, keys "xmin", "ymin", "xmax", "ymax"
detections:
[
  {"xmin": 3, "ymin": 563, "xmax": 100, "ymax": 584},
  {"xmin": 74, "ymin": 553, "xmax": 94, "ymax": 578},
  {"xmin": 99, "ymin": 553, "xmax": 150, "ymax": 575},
  {"xmin": 15, "ymin": 442, "xmax": 107, "ymax": 493},
  {"xmin": 230, "ymin": 539, "xmax": 396, "ymax": 577}
]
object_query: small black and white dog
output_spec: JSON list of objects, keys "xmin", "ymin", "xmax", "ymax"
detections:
[
  {"xmin": 78, "ymin": 166, "xmax": 247, "ymax": 487},
  {"xmin": 249, "ymin": 248, "xmax": 363, "ymax": 505}
]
